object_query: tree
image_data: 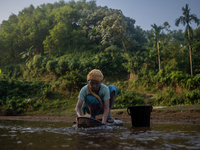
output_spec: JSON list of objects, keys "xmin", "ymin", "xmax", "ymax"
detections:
[
  {"xmin": 148, "ymin": 22, "xmax": 170, "ymax": 71},
  {"xmin": 122, "ymin": 51, "xmax": 144, "ymax": 74},
  {"xmin": 43, "ymin": 22, "xmax": 70, "ymax": 56},
  {"xmin": 125, "ymin": 17, "xmax": 147, "ymax": 52},
  {"xmin": 192, "ymin": 27, "xmax": 200, "ymax": 74},
  {"xmin": 175, "ymin": 4, "xmax": 200, "ymax": 75},
  {"xmin": 97, "ymin": 12, "xmax": 129, "ymax": 51},
  {"xmin": 171, "ymin": 29, "xmax": 185, "ymax": 46}
]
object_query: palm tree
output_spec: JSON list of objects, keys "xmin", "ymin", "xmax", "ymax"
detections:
[
  {"xmin": 148, "ymin": 22, "xmax": 170, "ymax": 71},
  {"xmin": 175, "ymin": 4, "xmax": 200, "ymax": 75},
  {"xmin": 148, "ymin": 24, "xmax": 163, "ymax": 71},
  {"xmin": 151, "ymin": 24, "xmax": 162, "ymax": 71}
]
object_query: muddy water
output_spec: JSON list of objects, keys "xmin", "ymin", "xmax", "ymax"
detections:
[{"xmin": 0, "ymin": 120, "xmax": 200, "ymax": 150}]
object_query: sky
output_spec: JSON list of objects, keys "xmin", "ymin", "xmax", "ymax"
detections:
[{"xmin": 0, "ymin": 0, "xmax": 200, "ymax": 31}]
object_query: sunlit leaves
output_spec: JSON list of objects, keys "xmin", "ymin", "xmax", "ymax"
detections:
[{"xmin": 43, "ymin": 22, "xmax": 69, "ymax": 56}]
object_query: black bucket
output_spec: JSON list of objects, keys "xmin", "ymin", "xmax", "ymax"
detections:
[{"xmin": 127, "ymin": 105, "xmax": 153, "ymax": 127}]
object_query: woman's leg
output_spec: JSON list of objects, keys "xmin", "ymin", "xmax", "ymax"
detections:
[
  {"xmin": 108, "ymin": 85, "xmax": 118, "ymax": 108},
  {"xmin": 88, "ymin": 104, "xmax": 97, "ymax": 119},
  {"xmin": 85, "ymin": 95, "xmax": 104, "ymax": 119}
]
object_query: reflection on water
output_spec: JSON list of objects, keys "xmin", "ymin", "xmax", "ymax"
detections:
[{"xmin": 0, "ymin": 120, "xmax": 200, "ymax": 150}]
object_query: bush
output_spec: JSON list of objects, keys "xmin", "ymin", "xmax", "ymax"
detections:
[
  {"xmin": 154, "ymin": 87, "xmax": 178, "ymax": 106},
  {"xmin": 3, "ymin": 64, "xmax": 23, "ymax": 78},
  {"xmin": 154, "ymin": 87, "xmax": 200, "ymax": 106},
  {"xmin": 42, "ymin": 86, "xmax": 54, "ymax": 99},
  {"xmin": 56, "ymin": 58, "xmax": 69, "ymax": 75},
  {"xmin": 32, "ymin": 55, "xmax": 42, "ymax": 70},
  {"xmin": 185, "ymin": 89, "xmax": 200, "ymax": 104},
  {"xmin": 0, "ymin": 75, "xmax": 48, "ymax": 105},
  {"xmin": 58, "ymin": 70, "xmax": 85, "ymax": 91},
  {"xmin": 113, "ymin": 89, "xmax": 145, "ymax": 109},
  {"xmin": 46, "ymin": 59, "xmax": 58, "ymax": 73}
]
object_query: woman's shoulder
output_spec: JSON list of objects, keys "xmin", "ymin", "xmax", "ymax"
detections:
[
  {"xmin": 80, "ymin": 84, "xmax": 88, "ymax": 92},
  {"xmin": 99, "ymin": 84, "xmax": 110, "ymax": 99},
  {"xmin": 100, "ymin": 83, "xmax": 108, "ymax": 88},
  {"xmin": 79, "ymin": 84, "xmax": 89, "ymax": 98},
  {"xmin": 81, "ymin": 84, "xmax": 88, "ymax": 89},
  {"xmin": 100, "ymin": 83, "xmax": 109, "ymax": 91}
]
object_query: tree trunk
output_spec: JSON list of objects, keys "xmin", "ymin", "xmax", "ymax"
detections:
[
  {"xmin": 189, "ymin": 44, "xmax": 193, "ymax": 76},
  {"xmin": 187, "ymin": 26, "xmax": 193, "ymax": 76},
  {"xmin": 157, "ymin": 42, "xmax": 161, "ymax": 71}
]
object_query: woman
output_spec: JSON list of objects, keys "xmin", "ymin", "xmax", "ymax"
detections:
[{"xmin": 75, "ymin": 69, "xmax": 118, "ymax": 124}]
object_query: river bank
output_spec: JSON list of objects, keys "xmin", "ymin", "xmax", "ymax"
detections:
[{"xmin": 0, "ymin": 105, "xmax": 200, "ymax": 125}]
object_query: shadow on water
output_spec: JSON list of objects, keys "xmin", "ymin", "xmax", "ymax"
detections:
[{"xmin": 0, "ymin": 120, "xmax": 200, "ymax": 150}]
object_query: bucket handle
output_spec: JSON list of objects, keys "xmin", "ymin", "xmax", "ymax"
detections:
[
  {"xmin": 127, "ymin": 106, "xmax": 153, "ymax": 115},
  {"xmin": 127, "ymin": 107, "xmax": 131, "ymax": 116}
]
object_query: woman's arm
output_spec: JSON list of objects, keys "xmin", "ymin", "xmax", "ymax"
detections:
[
  {"xmin": 102, "ymin": 99, "xmax": 109, "ymax": 124},
  {"xmin": 110, "ymin": 91, "xmax": 115, "ymax": 109},
  {"xmin": 75, "ymin": 99, "xmax": 83, "ymax": 117}
]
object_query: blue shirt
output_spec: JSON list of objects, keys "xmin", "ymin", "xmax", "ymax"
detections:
[{"xmin": 78, "ymin": 83, "xmax": 110, "ymax": 101}]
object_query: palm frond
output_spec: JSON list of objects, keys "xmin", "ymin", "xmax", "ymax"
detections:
[
  {"xmin": 175, "ymin": 17, "xmax": 186, "ymax": 26},
  {"xmin": 175, "ymin": 18, "xmax": 181, "ymax": 26},
  {"xmin": 190, "ymin": 14, "xmax": 200, "ymax": 26}
]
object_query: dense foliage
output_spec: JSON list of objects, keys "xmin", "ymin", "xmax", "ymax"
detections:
[
  {"xmin": 1, "ymin": 0, "xmax": 199, "ymax": 75},
  {"xmin": 0, "ymin": 74, "xmax": 49, "ymax": 113},
  {"xmin": 130, "ymin": 65, "xmax": 200, "ymax": 106},
  {"xmin": 0, "ymin": 1, "xmax": 200, "ymax": 114}
]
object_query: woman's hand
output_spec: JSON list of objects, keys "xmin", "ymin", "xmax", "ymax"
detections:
[{"xmin": 102, "ymin": 99, "xmax": 109, "ymax": 124}]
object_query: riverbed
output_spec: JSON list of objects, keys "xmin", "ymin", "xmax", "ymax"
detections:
[{"xmin": 0, "ymin": 120, "xmax": 200, "ymax": 150}]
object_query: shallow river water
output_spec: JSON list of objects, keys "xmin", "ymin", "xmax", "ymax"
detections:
[{"xmin": 0, "ymin": 120, "xmax": 200, "ymax": 150}]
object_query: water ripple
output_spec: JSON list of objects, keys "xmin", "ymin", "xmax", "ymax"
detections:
[{"xmin": 0, "ymin": 121, "xmax": 200, "ymax": 150}]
